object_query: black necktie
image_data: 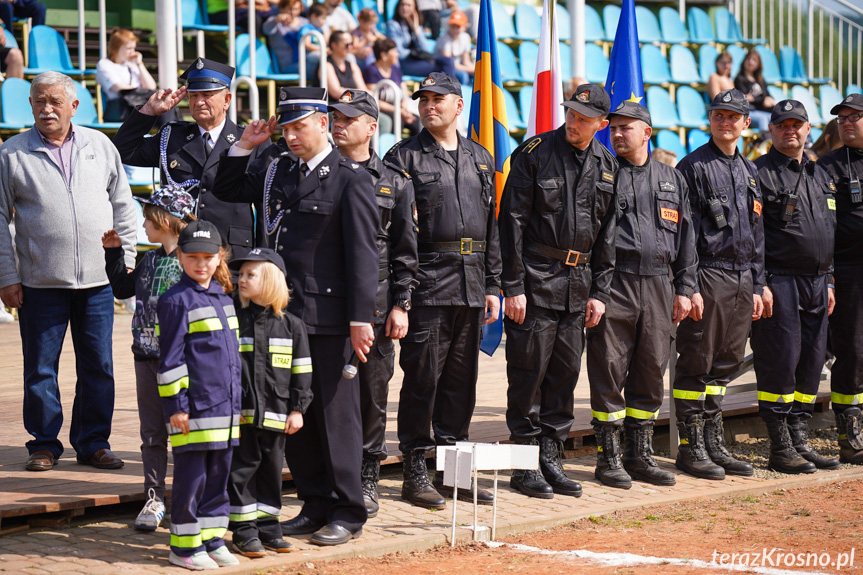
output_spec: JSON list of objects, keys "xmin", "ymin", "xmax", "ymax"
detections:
[
  {"xmin": 203, "ymin": 132, "xmax": 212, "ymax": 158},
  {"xmin": 299, "ymin": 162, "xmax": 309, "ymax": 182}
]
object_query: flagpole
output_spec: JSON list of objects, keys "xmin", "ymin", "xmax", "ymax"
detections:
[{"xmin": 569, "ymin": 0, "xmax": 586, "ymax": 81}]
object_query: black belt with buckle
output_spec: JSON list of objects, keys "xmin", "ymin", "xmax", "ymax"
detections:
[
  {"xmin": 525, "ymin": 241, "xmax": 591, "ymax": 267},
  {"xmin": 379, "ymin": 268, "xmax": 389, "ymax": 281},
  {"xmin": 419, "ymin": 239, "xmax": 487, "ymax": 254}
]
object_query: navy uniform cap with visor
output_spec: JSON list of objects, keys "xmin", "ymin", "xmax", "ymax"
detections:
[
  {"xmin": 770, "ymin": 99, "xmax": 809, "ymax": 125},
  {"xmin": 180, "ymin": 58, "xmax": 235, "ymax": 92},
  {"xmin": 329, "ymin": 89, "xmax": 379, "ymax": 120},
  {"xmin": 608, "ymin": 100, "xmax": 652, "ymax": 127},
  {"xmin": 278, "ymin": 87, "xmax": 329, "ymax": 125},
  {"xmin": 228, "ymin": 247, "xmax": 287, "ymax": 276},
  {"xmin": 561, "ymin": 84, "xmax": 611, "ymax": 118}
]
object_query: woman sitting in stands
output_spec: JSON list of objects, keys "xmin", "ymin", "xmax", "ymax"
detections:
[
  {"xmin": 707, "ymin": 51, "xmax": 734, "ymax": 102},
  {"xmin": 326, "ymin": 30, "xmax": 369, "ymax": 103},
  {"xmin": 363, "ymin": 37, "xmax": 420, "ymax": 137},
  {"xmin": 96, "ymin": 29, "xmax": 159, "ymax": 123},
  {"xmin": 734, "ymin": 49, "xmax": 776, "ymax": 132},
  {"xmin": 386, "ymin": 0, "xmax": 455, "ymax": 79}
]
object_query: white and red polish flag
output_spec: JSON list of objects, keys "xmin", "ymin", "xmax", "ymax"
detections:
[{"xmin": 526, "ymin": 0, "xmax": 564, "ymax": 139}]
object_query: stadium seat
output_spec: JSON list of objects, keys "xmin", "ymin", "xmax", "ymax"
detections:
[
  {"xmin": 462, "ymin": 83, "xmax": 473, "ymax": 119},
  {"xmin": 634, "ymin": 6, "xmax": 662, "ymax": 45},
  {"xmin": 687, "ymin": 7, "xmax": 716, "ymax": 44},
  {"xmin": 507, "ymin": 134, "xmax": 520, "ymax": 154},
  {"xmin": 72, "ymin": 81, "xmax": 123, "ymax": 130},
  {"xmin": 125, "ymin": 164, "xmax": 159, "ymax": 190},
  {"xmin": 641, "ymin": 44, "xmax": 671, "ymax": 86},
  {"xmin": 659, "ymin": 7, "xmax": 695, "ymax": 45},
  {"xmin": 557, "ymin": 3, "xmax": 571, "ymax": 42},
  {"xmin": 713, "ymin": 7, "xmax": 767, "ymax": 46},
  {"xmin": 754, "ymin": 45, "xmax": 782, "ymax": 85},
  {"xmin": 181, "ymin": 0, "xmax": 229, "ymax": 59},
  {"xmin": 583, "ymin": 4, "xmax": 605, "ymax": 44},
  {"xmin": 767, "ymin": 85, "xmax": 787, "ymax": 102},
  {"xmin": 698, "ymin": 44, "xmax": 720, "ymax": 83},
  {"xmin": 790, "ymin": 85, "xmax": 824, "ymax": 126},
  {"xmin": 669, "ymin": 44, "xmax": 701, "ymax": 85},
  {"xmin": 236, "ymin": 34, "xmax": 300, "ymax": 118},
  {"xmin": 847, "ymin": 84, "xmax": 862, "ymax": 97},
  {"xmin": 585, "ymin": 43, "xmax": 609, "ymax": 84},
  {"xmin": 3, "ymin": 27, "xmax": 17, "ymax": 48},
  {"xmin": 779, "ymin": 46, "xmax": 830, "ymax": 86},
  {"xmin": 820, "ymin": 85, "xmax": 843, "ymax": 120},
  {"xmin": 518, "ymin": 41, "xmax": 538, "ymax": 82},
  {"xmin": 726, "ymin": 44, "xmax": 746, "ymax": 79},
  {"xmin": 646, "ymin": 86, "xmax": 680, "ymax": 129},
  {"xmin": 503, "ymin": 87, "xmax": 526, "ymax": 131},
  {"xmin": 559, "ymin": 41, "xmax": 571, "ymax": 80},
  {"xmin": 25, "ymin": 25, "xmax": 94, "ymax": 77},
  {"xmin": 688, "ymin": 128, "xmax": 710, "ymax": 152},
  {"xmin": 377, "ymin": 132, "xmax": 397, "ymax": 157},
  {"xmin": 490, "ymin": 1, "xmax": 519, "ymax": 42},
  {"xmin": 518, "ymin": 85, "xmax": 532, "ymax": 123},
  {"xmin": 496, "ymin": 41, "xmax": 528, "ymax": 84},
  {"xmin": 676, "ymin": 85, "xmax": 709, "ymax": 128},
  {"xmin": 0, "ymin": 77, "xmax": 33, "ymax": 131},
  {"xmin": 602, "ymin": 4, "xmax": 620, "ymax": 43},
  {"xmin": 655, "ymin": 129, "xmax": 687, "ymax": 159},
  {"xmin": 514, "ymin": 4, "xmax": 540, "ymax": 42}
]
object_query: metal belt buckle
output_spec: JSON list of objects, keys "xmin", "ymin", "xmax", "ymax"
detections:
[
  {"xmin": 460, "ymin": 238, "xmax": 473, "ymax": 254},
  {"xmin": 565, "ymin": 250, "xmax": 581, "ymax": 266}
]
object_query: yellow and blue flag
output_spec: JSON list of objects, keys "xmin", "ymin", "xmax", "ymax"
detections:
[
  {"xmin": 597, "ymin": 0, "xmax": 646, "ymax": 153},
  {"xmin": 468, "ymin": 0, "xmax": 510, "ymax": 356}
]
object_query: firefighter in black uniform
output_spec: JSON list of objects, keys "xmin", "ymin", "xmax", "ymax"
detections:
[
  {"xmin": 673, "ymin": 89, "xmax": 765, "ymax": 480},
  {"xmin": 818, "ymin": 92, "xmax": 863, "ymax": 465},
  {"xmin": 330, "ymin": 90, "xmax": 419, "ymax": 517},
  {"xmin": 586, "ymin": 102, "xmax": 697, "ymax": 489},
  {"xmin": 752, "ymin": 99, "xmax": 840, "ymax": 474},
  {"xmin": 498, "ymin": 84, "xmax": 617, "ymax": 500},
  {"xmin": 384, "ymin": 72, "xmax": 502, "ymax": 510},
  {"xmin": 211, "ymin": 87, "xmax": 379, "ymax": 546},
  {"xmin": 113, "ymin": 58, "xmax": 265, "ymax": 265}
]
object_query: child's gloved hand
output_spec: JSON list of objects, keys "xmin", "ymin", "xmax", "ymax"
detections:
[
  {"xmin": 171, "ymin": 412, "xmax": 190, "ymax": 435},
  {"xmin": 102, "ymin": 229, "xmax": 121, "ymax": 248}
]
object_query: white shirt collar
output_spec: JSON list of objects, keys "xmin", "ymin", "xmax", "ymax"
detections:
[
  {"xmin": 198, "ymin": 117, "xmax": 228, "ymax": 145},
  {"xmin": 302, "ymin": 143, "xmax": 333, "ymax": 173}
]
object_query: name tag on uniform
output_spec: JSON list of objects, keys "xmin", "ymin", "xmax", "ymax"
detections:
[
  {"xmin": 753, "ymin": 200, "xmax": 763, "ymax": 216},
  {"xmin": 602, "ymin": 171, "xmax": 615, "ymax": 183},
  {"xmin": 749, "ymin": 177, "xmax": 758, "ymax": 188},
  {"xmin": 828, "ymin": 198, "xmax": 836, "ymax": 210},
  {"xmin": 272, "ymin": 354, "xmax": 292, "ymax": 368},
  {"xmin": 660, "ymin": 208, "xmax": 679, "ymax": 223},
  {"xmin": 378, "ymin": 186, "xmax": 392, "ymax": 195}
]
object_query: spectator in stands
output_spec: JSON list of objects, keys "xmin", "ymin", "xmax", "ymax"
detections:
[
  {"xmin": 810, "ymin": 118, "xmax": 841, "ymax": 159},
  {"xmin": 387, "ymin": 0, "xmax": 456, "ymax": 79},
  {"xmin": 416, "ymin": 0, "xmax": 442, "ymax": 39},
  {"xmin": 0, "ymin": 24, "xmax": 22, "ymax": 79},
  {"xmin": 364, "ymin": 37, "xmax": 420, "ymax": 136},
  {"xmin": 323, "ymin": 0, "xmax": 357, "ymax": 33},
  {"xmin": 0, "ymin": 0, "xmax": 46, "ymax": 31},
  {"xmin": 707, "ymin": 51, "xmax": 734, "ymax": 102},
  {"xmin": 735, "ymin": 49, "xmax": 776, "ymax": 132},
  {"xmin": 209, "ymin": 0, "xmax": 278, "ymax": 35},
  {"xmin": 434, "ymin": 12, "xmax": 473, "ymax": 86},
  {"xmin": 96, "ymin": 29, "xmax": 160, "ymax": 123},
  {"xmin": 326, "ymin": 30, "xmax": 368, "ymax": 103},
  {"xmin": 299, "ymin": 3, "xmax": 328, "ymax": 80},
  {"xmin": 352, "ymin": 8, "xmax": 384, "ymax": 68},
  {"xmin": 262, "ymin": 0, "xmax": 306, "ymax": 73}
]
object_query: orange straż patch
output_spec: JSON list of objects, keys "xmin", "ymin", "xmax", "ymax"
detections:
[{"xmin": 660, "ymin": 208, "xmax": 679, "ymax": 223}]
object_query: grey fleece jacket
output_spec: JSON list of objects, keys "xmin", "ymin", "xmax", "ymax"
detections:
[{"xmin": 0, "ymin": 126, "xmax": 137, "ymax": 290}]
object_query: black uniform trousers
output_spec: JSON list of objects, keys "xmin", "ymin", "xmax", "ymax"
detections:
[
  {"xmin": 829, "ymin": 264, "xmax": 863, "ymax": 414},
  {"xmin": 673, "ymin": 268, "xmax": 753, "ymax": 418},
  {"xmin": 397, "ymin": 305, "xmax": 483, "ymax": 453},
  {"xmin": 504, "ymin": 303, "xmax": 585, "ymax": 443},
  {"xmin": 751, "ymin": 274, "xmax": 828, "ymax": 422},
  {"xmin": 228, "ymin": 426, "xmax": 286, "ymax": 543},
  {"xmin": 359, "ymin": 320, "xmax": 395, "ymax": 460},
  {"xmin": 586, "ymin": 272, "xmax": 673, "ymax": 428},
  {"xmin": 283, "ymin": 335, "xmax": 366, "ymax": 533}
]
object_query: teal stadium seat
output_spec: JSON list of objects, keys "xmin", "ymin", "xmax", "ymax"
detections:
[
  {"xmin": 490, "ymin": 1, "xmax": 519, "ymax": 41},
  {"xmin": 646, "ymin": 86, "xmax": 680, "ymax": 129},
  {"xmin": 790, "ymin": 85, "xmax": 824, "ymax": 126},
  {"xmin": 585, "ymin": 43, "xmax": 609, "ymax": 84},
  {"xmin": 235, "ymin": 33, "xmax": 299, "ymax": 80},
  {"xmin": 820, "ymin": 85, "xmax": 844, "ymax": 120},
  {"xmin": 714, "ymin": 7, "xmax": 767, "ymax": 45},
  {"xmin": 462, "ymin": 83, "xmax": 473, "ymax": 119},
  {"xmin": 502, "ymin": 88, "xmax": 526, "ymax": 131},
  {"xmin": 518, "ymin": 41, "xmax": 538, "ymax": 81},
  {"xmin": 726, "ymin": 44, "xmax": 746, "ymax": 79},
  {"xmin": 514, "ymin": 4, "xmax": 540, "ymax": 42},
  {"xmin": 602, "ymin": 5, "xmax": 621, "ymax": 43},
  {"xmin": 518, "ymin": 85, "xmax": 532, "ymax": 123},
  {"xmin": 669, "ymin": 44, "xmax": 701, "ymax": 85},
  {"xmin": 641, "ymin": 44, "xmax": 671, "ymax": 86},
  {"xmin": 688, "ymin": 128, "xmax": 710, "ymax": 152},
  {"xmin": 557, "ymin": 3, "xmax": 571, "ymax": 42},
  {"xmin": 559, "ymin": 41, "xmax": 571, "ymax": 79},
  {"xmin": 507, "ymin": 134, "xmax": 520, "ymax": 154},
  {"xmin": 377, "ymin": 133, "xmax": 397, "ymax": 157},
  {"xmin": 72, "ymin": 81, "xmax": 124, "ymax": 130},
  {"xmin": 655, "ymin": 129, "xmax": 687, "ymax": 159},
  {"xmin": 847, "ymin": 84, "xmax": 862, "ymax": 97},
  {"xmin": 779, "ymin": 46, "xmax": 830, "ymax": 86},
  {"xmin": 699, "ymin": 44, "xmax": 719, "ymax": 83},
  {"xmin": 0, "ymin": 77, "xmax": 33, "ymax": 130},
  {"xmin": 687, "ymin": 7, "xmax": 716, "ymax": 44},
  {"xmin": 754, "ymin": 45, "xmax": 782, "ymax": 85},
  {"xmin": 124, "ymin": 165, "xmax": 158, "ymax": 189},
  {"xmin": 583, "ymin": 5, "xmax": 605, "ymax": 44},
  {"xmin": 25, "ymin": 25, "xmax": 95, "ymax": 77},
  {"xmin": 182, "ymin": 0, "xmax": 229, "ymax": 34},
  {"xmin": 496, "ymin": 41, "xmax": 528, "ymax": 84},
  {"xmin": 634, "ymin": 6, "xmax": 662, "ymax": 44},
  {"xmin": 810, "ymin": 127, "xmax": 822, "ymax": 142},
  {"xmin": 767, "ymin": 85, "xmax": 787, "ymax": 102},
  {"xmin": 659, "ymin": 7, "xmax": 696, "ymax": 45},
  {"xmin": 676, "ymin": 85, "xmax": 709, "ymax": 128}
]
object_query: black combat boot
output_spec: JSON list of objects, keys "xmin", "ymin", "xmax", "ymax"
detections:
[
  {"xmin": 361, "ymin": 457, "xmax": 380, "ymax": 518},
  {"xmin": 401, "ymin": 450, "xmax": 446, "ymax": 509},
  {"xmin": 765, "ymin": 419, "xmax": 816, "ymax": 474},
  {"xmin": 836, "ymin": 407, "xmax": 863, "ymax": 465},
  {"xmin": 433, "ymin": 472, "xmax": 495, "ymax": 505},
  {"xmin": 510, "ymin": 439, "xmax": 554, "ymax": 499},
  {"xmin": 594, "ymin": 426, "xmax": 632, "ymax": 489},
  {"xmin": 675, "ymin": 414, "xmax": 725, "ymax": 480},
  {"xmin": 787, "ymin": 415, "xmax": 840, "ymax": 469},
  {"xmin": 623, "ymin": 423, "xmax": 675, "ymax": 486},
  {"xmin": 703, "ymin": 413, "xmax": 754, "ymax": 476},
  {"xmin": 538, "ymin": 436, "xmax": 582, "ymax": 497}
]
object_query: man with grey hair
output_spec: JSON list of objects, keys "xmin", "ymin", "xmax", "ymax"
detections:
[{"xmin": 0, "ymin": 71, "xmax": 137, "ymax": 472}]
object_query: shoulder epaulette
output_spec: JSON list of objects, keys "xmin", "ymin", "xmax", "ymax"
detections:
[
  {"xmin": 339, "ymin": 157, "xmax": 362, "ymax": 171},
  {"xmin": 522, "ymin": 135, "xmax": 543, "ymax": 155}
]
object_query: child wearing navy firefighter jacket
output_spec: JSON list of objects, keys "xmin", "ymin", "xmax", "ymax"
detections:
[
  {"xmin": 227, "ymin": 248, "xmax": 313, "ymax": 557},
  {"xmin": 156, "ymin": 220, "xmax": 242, "ymax": 571}
]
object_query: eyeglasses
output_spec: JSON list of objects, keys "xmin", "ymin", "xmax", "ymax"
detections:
[{"xmin": 837, "ymin": 113, "xmax": 863, "ymax": 125}]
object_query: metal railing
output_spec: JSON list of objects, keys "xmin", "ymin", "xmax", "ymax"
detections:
[
  {"xmin": 371, "ymin": 78, "xmax": 402, "ymax": 151},
  {"xmin": 298, "ymin": 30, "xmax": 328, "ymax": 90}
]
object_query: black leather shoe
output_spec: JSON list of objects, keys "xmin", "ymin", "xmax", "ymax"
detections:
[
  {"xmin": 280, "ymin": 514, "xmax": 326, "ymax": 536},
  {"xmin": 510, "ymin": 469, "xmax": 554, "ymax": 499},
  {"xmin": 310, "ymin": 523, "xmax": 360, "ymax": 546}
]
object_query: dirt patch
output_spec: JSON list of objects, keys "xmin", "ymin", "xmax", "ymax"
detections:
[{"xmin": 272, "ymin": 479, "xmax": 863, "ymax": 575}]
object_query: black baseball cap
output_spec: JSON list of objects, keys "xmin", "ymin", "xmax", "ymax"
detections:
[
  {"xmin": 608, "ymin": 100, "xmax": 652, "ymax": 127},
  {"xmin": 561, "ymin": 84, "xmax": 611, "ymax": 118},
  {"xmin": 411, "ymin": 72, "xmax": 462, "ymax": 100},
  {"xmin": 180, "ymin": 58, "xmax": 235, "ymax": 92},
  {"xmin": 228, "ymin": 247, "xmax": 287, "ymax": 276},
  {"xmin": 329, "ymin": 89, "xmax": 379, "ymax": 120},
  {"xmin": 830, "ymin": 93, "xmax": 863, "ymax": 115},
  {"xmin": 178, "ymin": 220, "xmax": 222, "ymax": 254},
  {"xmin": 277, "ymin": 86, "xmax": 329, "ymax": 125},
  {"xmin": 770, "ymin": 99, "xmax": 809, "ymax": 124},
  {"xmin": 707, "ymin": 89, "xmax": 750, "ymax": 115}
]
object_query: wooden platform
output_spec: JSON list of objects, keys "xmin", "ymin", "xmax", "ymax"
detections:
[{"xmin": 0, "ymin": 312, "xmax": 830, "ymax": 526}]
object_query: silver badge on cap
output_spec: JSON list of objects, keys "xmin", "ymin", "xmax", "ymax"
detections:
[
  {"xmin": 195, "ymin": 59, "xmax": 204, "ymax": 70},
  {"xmin": 784, "ymin": 101, "xmax": 793, "ymax": 111},
  {"xmin": 847, "ymin": 96, "xmax": 854, "ymax": 102},
  {"xmin": 615, "ymin": 102, "xmax": 625, "ymax": 111},
  {"xmin": 723, "ymin": 92, "xmax": 732, "ymax": 103},
  {"xmin": 280, "ymin": 88, "xmax": 288, "ymax": 101}
]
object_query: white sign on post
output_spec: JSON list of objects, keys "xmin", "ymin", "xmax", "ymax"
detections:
[{"xmin": 443, "ymin": 448, "xmax": 473, "ymax": 488}]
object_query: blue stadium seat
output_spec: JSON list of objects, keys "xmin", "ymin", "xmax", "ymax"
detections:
[
  {"xmin": 669, "ymin": 44, "xmax": 701, "ymax": 85},
  {"xmin": 72, "ymin": 81, "xmax": 123, "ymax": 130},
  {"xmin": 507, "ymin": 134, "xmax": 520, "ymax": 154},
  {"xmin": 377, "ymin": 133, "xmax": 397, "ymax": 157},
  {"xmin": 790, "ymin": 85, "xmax": 824, "ymax": 126},
  {"xmin": 386, "ymin": 0, "xmax": 396, "ymax": 23},
  {"xmin": 585, "ymin": 43, "xmax": 609, "ymax": 84},
  {"xmin": 182, "ymin": 0, "xmax": 229, "ymax": 34},
  {"xmin": 351, "ymin": 0, "xmax": 379, "ymax": 19},
  {"xmin": 557, "ymin": 3, "xmax": 571, "ymax": 42},
  {"xmin": 655, "ymin": 129, "xmax": 687, "ymax": 159},
  {"xmin": 755, "ymin": 45, "xmax": 782, "ymax": 85},
  {"xmin": 602, "ymin": 5, "xmax": 620, "ymax": 42},
  {"xmin": 25, "ymin": 25, "xmax": 94, "ymax": 76},
  {"xmin": 635, "ymin": 6, "xmax": 662, "ymax": 44},
  {"xmin": 659, "ymin": 7, "xmax": 693, "ymax": 45},
  {"xmin": 646, "ymin": 86, "xmax": 680, "ymax": 129},
  {"xmin": 780, "ymin": 45, "xmax": 830, "ymax": 86},
  {"xmin": 518, "ymin": 85, "xmax": 532, "ymax": 123},
  {"xmin": 847, "ymin": 84, "xmax": 862, "ymax": 97},
  {"xmin": 514, "ymin": 4, "xmax": 540, "ymax": 42},
  {"xmin": 496, "ymin": 41, "xmax": 527, "ymax": 84},
  {"xmin": 236, "ymin": 34, "xmax": 300, "ymax": 117},
  {"xmin": 713, "ymin": 7, "xmax": 743, "ymax": 45},
  {"xmin": 584, "ymin": 4, "xmax": 605, "ymax": 43},
  {"xmin": 490, "ymin": 1, "xmax": 518, "ymax": 41},
  {"xmin": 641, "ymin": 44, "xmax": 671, "ymax": 86},
  {"xmin": 3, "ymin": 27, "xmax": 17, "ymax": 48},
  {"xmin": 518, "ymin": 41, "xmax": 538, "ymax": 82},
  {"xmin": 767, "ymin": 85, "xmax": 787, "ymax": 102},
  {"xmin": 0, "ymin": 77, "xmax": 33, "ymax": 131},
  {"xmin": 726, "ymin": 44, "xmax": 746, "ymax": 79},
  {"xmin": 687, "ymin": 7, "xmax": 716, "ymax": 44},
  {"xmin": 124, "ymin": 164, "xmax": 158, "ymax": 189},
  {"xmin": 810, "ymin": 127, "xmax": 822, "ymax": 142},
  {"xmin": 502, "ymin": 88, "xmax": 526, "ymax": 131},
  {"xmin": 820, "ymin": 85, "xmax": 844, "ymax": 120},
  {"xmin": 559, "ymin": 41, "xmax": 571, "ymax": 79},
  {"xmin": 676, "ymin": 85, "xmax": 709, "ymax": 128},
  {"xmin": 688, "ymin": 128, "xmax": 710, "ymax": 152},
  {"xmin": 698, "ymin": 44, "xmax": 720, "ymax": 83},
  {"xmin": 461, "ymin": 83, "xmax": 473, "ymax": 118}
]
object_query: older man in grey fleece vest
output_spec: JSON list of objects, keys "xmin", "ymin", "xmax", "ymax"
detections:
[{"xmin": 0, "ymin": 71, "xmax": 137, "ymax": 472}]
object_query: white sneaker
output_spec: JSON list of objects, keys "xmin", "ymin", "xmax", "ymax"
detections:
[
  {"xmin": 207, "ymin": 545, "xmax": 240, "ymax": 566},
  {"xmin": 168, "ymin": 551, "xmax": 219, "ymax": 571},
  {"xmin": 134, "ymin": 488, "xmax": 165, "ymax": 531},
  {"xmin": 0, "ymin": 307, "xmax": 13, "ymax": 323}
]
